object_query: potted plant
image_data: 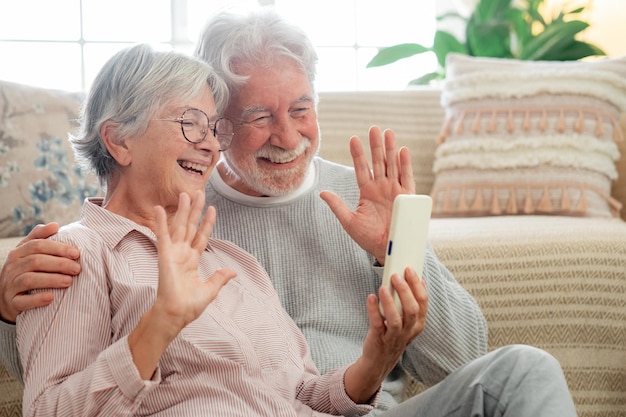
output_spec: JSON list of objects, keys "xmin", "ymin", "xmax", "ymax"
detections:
[{"xmin": 366, "ymin": 0, "xmax": 606, "ymax": 85}]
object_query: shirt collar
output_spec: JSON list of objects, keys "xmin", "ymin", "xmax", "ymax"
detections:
[{"xmin": 80, "ymin": 198, "xmax": 157, "ymax": 250}]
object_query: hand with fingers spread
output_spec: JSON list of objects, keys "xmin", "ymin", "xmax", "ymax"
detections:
[
  {"xmin": 128, "ymin": 191, "xmax": 237, "ymax": 379},
  {"xmin": 154, "ymin": 191, "xmax": 236, "ymax": 330},
  {"xmin": 0, "ymin": 223, "xmax": 81, "ymax": 323},
  {"xmin": 320, "ymin": 125, "xmax": 415, "ymax": 264},
  {"xmin": 344, "ymin": 266, "xmax": 428, "ymax": 403}
]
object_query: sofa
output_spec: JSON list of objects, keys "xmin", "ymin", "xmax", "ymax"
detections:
[{"xmin": 1, "ymin": 66, "xmax": 626, "ymax": 417}]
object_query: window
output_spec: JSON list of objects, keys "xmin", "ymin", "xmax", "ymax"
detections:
[{"xmin": 0, "ymin": 0, "xmax": 436, "ymax": 92}]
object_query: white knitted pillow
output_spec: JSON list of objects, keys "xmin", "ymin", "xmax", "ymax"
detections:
[{"xmin": 430, "ymin": 54, "xmax": 626, "ymax": 218}]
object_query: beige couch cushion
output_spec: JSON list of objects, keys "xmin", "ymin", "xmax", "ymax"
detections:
[
  {"xmin": 429, "ymin": 215, "xmax": 626, "ymax": 416},
  {"xmin": 0, "ymin": 364, "xmax": 21, "ymax": 417}
]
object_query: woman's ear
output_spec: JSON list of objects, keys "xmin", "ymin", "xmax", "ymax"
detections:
[{"xmin": 101, "ymin": 122, "xmax": 132, "ymax": 167}]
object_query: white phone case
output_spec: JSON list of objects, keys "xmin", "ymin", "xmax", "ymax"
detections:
[{"xmin": 379, "ymin": 194, "xmax": 432, "ymax": 316}]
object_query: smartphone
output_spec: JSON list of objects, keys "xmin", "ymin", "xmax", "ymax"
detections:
[{"xmin": 379, "ymin": 194, "xmax": 432, "ymax": 317}]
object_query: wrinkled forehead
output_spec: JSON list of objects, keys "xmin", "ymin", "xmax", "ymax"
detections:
[
  {"xmin": 227, "ymin": 67, "xmax": 313, "ymax": 118},
  {"xmin": 231, "ymin": 55, "xmax": 312, "ymax": 91}
]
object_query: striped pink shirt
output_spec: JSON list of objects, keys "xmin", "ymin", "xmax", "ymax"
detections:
[{"xmin": 17, "ymin": 198, "xmax": 376, "ymax": 417}]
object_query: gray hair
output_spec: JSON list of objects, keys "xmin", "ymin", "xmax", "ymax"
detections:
[
  {"xmin": 70, "ymin": 43, "xmax": 229, "ymax": 185},
  {"xmin": 194, "ymin": 8, "xmax": 318, "ymax": 96}
]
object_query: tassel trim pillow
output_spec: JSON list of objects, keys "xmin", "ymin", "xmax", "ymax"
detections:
[{"xmin": 430, "ymin": 54, "xmax": 626, "ymax": 218}]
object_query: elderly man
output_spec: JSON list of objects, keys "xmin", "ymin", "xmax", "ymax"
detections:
[{"xmin": 1, "ymin": 8, "xmax": 576, "ymax": 417}]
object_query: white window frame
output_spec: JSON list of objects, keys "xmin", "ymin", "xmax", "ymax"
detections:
[{"xmin": 0, "ymin": 0, "xmax": 437, "ymax": 92}]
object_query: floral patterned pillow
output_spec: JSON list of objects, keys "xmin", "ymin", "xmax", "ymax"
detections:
[{"xmin": 0, "ymin": 80, "xmax": 100, "ymax": 239}]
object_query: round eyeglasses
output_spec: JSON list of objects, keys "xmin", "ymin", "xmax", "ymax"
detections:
[{"xmin": 156, "ymin": 108, "xmax": 234, "ymax": 151}]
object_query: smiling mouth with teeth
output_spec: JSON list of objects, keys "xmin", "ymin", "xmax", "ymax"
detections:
[
  {"xmin": 260, "ymin": 157, "xmax": 293, "ymax": 164},
  {"xmin": 178, "ymin": 160, "xmax": 208, "ymax": 174}
]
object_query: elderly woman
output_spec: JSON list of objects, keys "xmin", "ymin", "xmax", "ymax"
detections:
[{"xmin": 16, "ymin": 44, "xmax": 427, "ymax": 417}]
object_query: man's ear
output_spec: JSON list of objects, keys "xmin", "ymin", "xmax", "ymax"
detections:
[{"xmin": 101, "ymin": 122, "xmax": 132, "ymax": 167}]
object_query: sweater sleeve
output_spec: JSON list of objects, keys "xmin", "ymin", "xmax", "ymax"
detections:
[
  {"xmin": 0, "ymin": 319, "xmax": 22, "ymax": 382},
  {"xmin": 399, "ymin": 244, "xmax": 488, "ymax": 386}
]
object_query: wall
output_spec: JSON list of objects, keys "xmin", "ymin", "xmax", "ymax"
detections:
[{"xmin": 581, "ymin": 0, "xmax": 626, "ymax": 57}]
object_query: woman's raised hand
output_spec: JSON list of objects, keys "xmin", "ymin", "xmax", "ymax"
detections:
[{"xmin": 154, "ymin": 191, "xmax": 236, "ymax": 332}]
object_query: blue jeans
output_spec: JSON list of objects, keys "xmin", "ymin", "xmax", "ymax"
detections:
[{"xmin": 379, "ymin": 345, "xmax": 577, "ymax": 417}]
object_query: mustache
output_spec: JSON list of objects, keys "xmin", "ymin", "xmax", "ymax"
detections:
[{"xmin": 255, "ymin": 138, "xmax": 312, "ymax": 163}]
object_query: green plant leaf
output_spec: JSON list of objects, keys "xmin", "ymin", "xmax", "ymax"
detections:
[
  {"xmin": 473, "ymin": 0, "xmax": 512, "ymax": 22},
  {"xmin": 507, "ymin": 8, "xmax": 530, "ymax": 57},
  {"xmin": 539, "ymin": 40, "xmax": 606, "ymax": 61},
  {"xmin": 366, "ymin": 43, "xmax": 430, "ymax": 68},
  {"xmin": 526, "ymin": 0, "xmax": 544, "ymax": 15},
  {"xmin": 519, "ymin": 20, "xmax": 589, "ymax": 60},
  {"xmin": 466, "ymin": 14, "xmax": 512, "ymax": 57},
  {"xmin": 565, "ymin": 6, "xmax": 585, "ymax": 15},
  {"xmin": 526, "ymin": 0, "xmax": 547, "ymax": 26},
  {"xmin": 436, "ymin": 11, "xmax": 467, "ymax": 22},
  {"xmin": 408, "ymin": 71, "xmax": 444, "ymax": 86},
  {"xmin": 432, "ymin": 30, "xmax": 467, "ymax": 68}
]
